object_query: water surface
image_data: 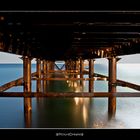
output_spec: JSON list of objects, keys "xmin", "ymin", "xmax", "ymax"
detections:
[{"xmin": 0, "ymin": 63, "xmax": 140, "ymax": 128}]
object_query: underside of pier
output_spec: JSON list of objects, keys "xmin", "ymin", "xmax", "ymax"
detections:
[{"xmin": 1, "ymin": 11, "xmax": 140, "ymax": 60}]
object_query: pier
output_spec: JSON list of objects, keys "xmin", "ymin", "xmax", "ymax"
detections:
[{"xmin": 1, "ymin": 11, "xmax": 140, "ymax": 127}]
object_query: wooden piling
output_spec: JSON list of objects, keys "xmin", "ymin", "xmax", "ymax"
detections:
[
  {"xmin": 89, "ymin": 59, "xmax": 94, "ymax": 92},
  {"xmin": 23, "ymin": 56, "xmax": 32, "ymax": 128},
  {"xmin": 36, "ymin": 59, "xmax": 41, "ymax": 92},
  {"xmin": 108, "ymin": 57, "xmax": 117, "ymax": 118},
  {"xmin": 80, "ymin": 59, "xmax": 84, "ymax": 87},
  {"xmin": 75, "ymin": 60, "xmax": 79, "ymax": 78},
  {"xmin": 43, "ymin": 60, "xmax": 47, "ymax": 92},
  {"xmin": 49, "ymin": 61, "xmax": 55, "ymax": 71},
  {"xmin": 23, "ymin": 56, "xmax": 31, "ymax": 92}
]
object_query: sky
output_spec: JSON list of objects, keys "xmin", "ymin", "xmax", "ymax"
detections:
[
  {"xmin": 0, "ymin": 51, "xmax": 140, "ymax": 64},
  {"xmin": 0, "ymin": 52, "xmax": 36, "ymax": 63}
]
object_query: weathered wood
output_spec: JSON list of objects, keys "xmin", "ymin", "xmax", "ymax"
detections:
[
  {"xmin": 32, "ymin": 77, "xmax": 107, "ymax": 81},
  {"xmin": 108, "ymin": 57, "xmax": 117, "ymax": 92},
  {"xmin": 0, "ymin": 72, "xmax": 37, "ymax": 92},
  {"xmin": 43, "ymin": 60, "xmax": 47, "ymax": 92},
  {"xmin": 89, "ymin": 59, "xmax": 94, "ymax": 92},
  {"xmin": 41, "ymin": 72, "xmax": 80, "ymax": 75},
  {"xmin": 117, "ymin": 80, "xmax": 140, "ymax": 91},
  {"xmin": 23, "ymin": 56, "xmax": 31, "ymax": 92},
  {"xmin": 0, "ymin": 77, "xmax": 23, "ymax": 92},
  {"xmin": 36, "ymin": 59, "xmax": 41, "ymax": 92},
  {"xmin": 23, "ymin": 56, "xmax": 32, "ymax": 128},
  {"xmin": 0, "ymin": 92, "xmax": 140, "ymax": 97},
  {"xmin": 108, "ymin": 57, "xmax": 117, "ymax": 118},
  {"xmin": 80, "ymin": 59, "xmax": 84, "ymax": 87},
  {"xmin": 84, "ymin": 70, "xmax": 140, "ymax": 91},
  {"xmin": 96, "ymin": 73, "xmax": 140, "ymax": 91},
  {"xmin": 48, "ymin": 70, "xmax": 79, "ymax": 73},
  {"xmin": 1, "ymin": 69, "xmax": 140, "ymax": 93}
]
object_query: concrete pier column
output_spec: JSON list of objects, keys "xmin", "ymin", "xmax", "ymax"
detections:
[
  {"xmin": 89, "ymin": 59, "xmax": 95, "ymax": 92},
  {"xmin": 36, "ymin": 59, "xmax": 41, "ymax": 92},
  {"xmin": 108, "ymin": 57, "xmax": 119, "ymax": 118},
  {"xmin": 23, "ymin": 56, "xmax": 32, "ymax": 128}
]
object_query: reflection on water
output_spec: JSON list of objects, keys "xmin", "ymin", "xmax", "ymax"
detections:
[
  {"xmin": 5, "ymin": 73, "xmax": 127, "ymax": 128},
  {"xmin": 24, "ymin": 97, "xmax": 32, "ymax": 128},
  {"xmin": 74, "ymin": 98, "xmax": 89, "ymax": 127},
  {"xmin": 66, "ymin": 77, "xmax": 85, "ymax": 92},
  {"xmin": 26, "ymin": 64, "xmax": 140, "ymax": 128},
  {"xmin": 31, "ymin": 76, "xmax": 112, "ymax": 128}
]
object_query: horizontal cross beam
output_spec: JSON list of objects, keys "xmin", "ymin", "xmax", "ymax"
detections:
[{"xmin": 0, "ymin": 92, "xmax": 140, "ymax": 97}]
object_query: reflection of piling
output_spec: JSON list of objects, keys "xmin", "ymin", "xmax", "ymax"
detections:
[
  {"xmin": 89, "ymin": 59, "xmax": 95, "ymax": 92},
  {"xmin": 23, "ymin": 56, "xmax": 32, "ymax": 128},
  {"xmin": 108, "ymin": 57, "xmax": 119, "ymax": 119}
]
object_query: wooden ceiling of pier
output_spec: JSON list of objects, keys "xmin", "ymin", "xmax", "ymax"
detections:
[{"xmin": 1, "ymin": 11, "xmax": 140, "ymax": 60}]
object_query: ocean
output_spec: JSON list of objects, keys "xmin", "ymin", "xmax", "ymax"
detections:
[{"xmin": 0, "ymin": 63, "xmax": 140, "ymax": 128}]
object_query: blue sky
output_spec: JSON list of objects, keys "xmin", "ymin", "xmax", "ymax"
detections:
[{"xmin": 0, "ymin": 51, "xmax": 140, "ymax": 64}]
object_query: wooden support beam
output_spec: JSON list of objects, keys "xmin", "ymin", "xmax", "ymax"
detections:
[
  {"xmin": 48, "ymin": 71, "xmax": 80, "ymax": 74},
  {"xmin": 36, "ymin": 59, "xmax": 41, "ymax": 92},
  {"xmin": 89, "ymin": 59, "xmax": 95, "ymax": 92},
  {"xmin": 43, "ymin": 60, "xmax": 47, "ymax": 78},
  {"xmin": 49, "ymin": 61, "xmax": 55, "ymax": 71},
  {"xmin": 46, "ymin": 70, "xmax": 79, "ymax": 73},
  {"xmin": 74, "ymin": 60, "xmax": 79, "ymax": 78},
  {"xmin": 108, "ymin": 57, "xmax": 117, "ymax": 92},
  {"xmin": 31, "ymin": 77, "xmax": 107, "ymax": 81},
  {"xmin": 23, "ymin": 56, "xmax": 32, "ymax": 128},
  {"xmin": 80, "ymin": 59, "xmax": 84, "ymax": 76},
  {"xmin": 23, "ymin": 56, "xmax": 31, "ymax": 92},
  {"xmin": 0, "ymin": 72, "xmax": 37, "ymax": 92},
  {"xmin": 43, "ymin": 60, "xmax": 47, "ymax": 92},
  {"xmin": 117, "ymin": 80, "xmax": 140, "ymax": 91},
  {"xmin": 0, "ymin": 92, "xmax": 140, "ymax": 97},
  {"xmin": 1, "ymin": 68, "xmax": 140, "ymax": 94},
  {"xmin": 80, "ymin": 59, "xmax": 84, "ymax": 87},
  {"xmin": 84, "ymin": 71, "xmax": 140, "ymax": 91},
  {"xmin": 108, "ymin": 57, "xmax": 117, "ymax": 118},
  {"xmin": 0, "ymin": 77, "xmax": 23, "ymax": 92}
]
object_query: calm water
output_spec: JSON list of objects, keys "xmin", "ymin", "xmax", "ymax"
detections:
[{"xmin": 0, "ymin": 63, "xmax": 140, "ymax": 128}]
